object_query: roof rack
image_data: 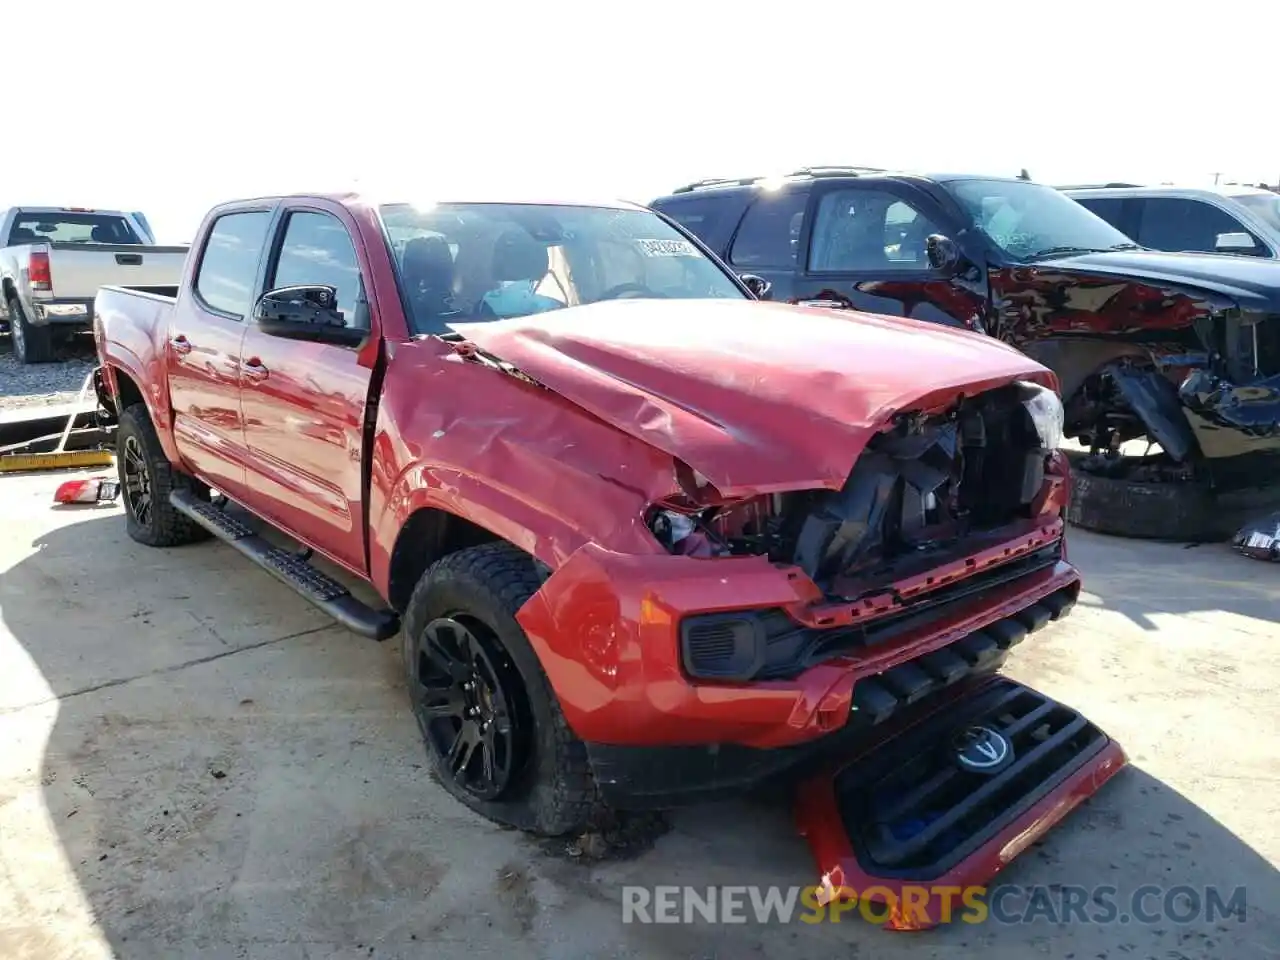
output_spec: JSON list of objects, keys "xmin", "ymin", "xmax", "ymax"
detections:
[
  {"xmin": 1055, "ymin": 182, "xmax": 1143, "ymax": 190},
  {"xmin": 670, "ymin": 165, "xmax": 888, "ymax": 194}
]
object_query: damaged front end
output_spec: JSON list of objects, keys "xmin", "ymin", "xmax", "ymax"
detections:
[
  {"xmin": 645, "ymin": 381, "xmax": 1070, "ymax": 682},
  {"xmin": 650, "ymin": 380, "xmax": 1064, "ymax": 597},
  {"xmin": 1068, "ymin": 314, "xmax": 1280, "ymax": 487}
]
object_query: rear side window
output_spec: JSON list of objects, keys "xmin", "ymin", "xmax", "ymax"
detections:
[
  {"xmin": 729, "ymin": 192, "xmax": 807, "ymax": 268},
  {"xmin": 270, "ymin": 211, "xmax": 365, "ymax": 328},
  {"xmin": 195, "ymin": 211, "xmax": 272, "ymax": 318},
  {"xmin": 1135, "ymin": 198, "xmax": 1263, "ymax": 255}
]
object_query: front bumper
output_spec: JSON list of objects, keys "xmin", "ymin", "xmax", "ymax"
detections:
[
  {"xmin": 517, "ymin": 506, "xmax": 1077, "ymax": 759},
  {"xmin": 582, "ymin": 577, "xmax": 1078, "ymax": 808}
]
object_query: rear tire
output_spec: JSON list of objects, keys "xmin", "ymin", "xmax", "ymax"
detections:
[
  {"xmin": 7, "ymin": 296, "xmax": 54, "ymax": 364},
  {"xmin": 403, "ymin": 542, "xmax": 601, "ymax": 835},
  {"xmin": 116, "ymin": 403, "xmax": 211, "ymax": 547}
]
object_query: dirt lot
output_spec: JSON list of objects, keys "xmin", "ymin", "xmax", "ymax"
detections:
[{"xmin": 0, "ymin": 468, "xmax": 1277, "ymax": 960}]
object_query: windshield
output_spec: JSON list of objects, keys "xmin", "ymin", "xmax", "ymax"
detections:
[
  {"xmin": 943, "ymin": 179, "xmax": 1137, "ymax": 261},
  {"xmin": 379, "ymin": 202, "xmax": 747, "ymax": 335},
  {"xmin": 1234, "ymin": 192, "xmax": 1280, "ymax": 233},
  {"xmin": 8, "ymin": 212, "xmax": 141, "ymax": 246}
]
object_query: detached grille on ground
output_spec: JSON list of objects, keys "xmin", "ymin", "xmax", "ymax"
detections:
[{"xmin": 834, "ymin": 677, "xmax": 1109, "ymax": 880}]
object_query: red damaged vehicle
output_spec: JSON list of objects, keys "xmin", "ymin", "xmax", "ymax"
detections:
[{"xmin": 92, "ymin": 192, "xmax": 1125, "ymax": 927}]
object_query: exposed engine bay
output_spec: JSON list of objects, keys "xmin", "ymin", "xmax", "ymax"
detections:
[{"xmin": 650, "ymin": 382, "xmax": 1059, "ymax": 598}]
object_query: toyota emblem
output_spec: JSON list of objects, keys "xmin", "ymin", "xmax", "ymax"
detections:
[{"xmin": 953, "ymin": 725, "xmax": 1013, "ymax": 774}]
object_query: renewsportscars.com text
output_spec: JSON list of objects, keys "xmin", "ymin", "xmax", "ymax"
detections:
[{"xmin": 621, "ymin": 884, "xmax": 1248, "ymax": 926}]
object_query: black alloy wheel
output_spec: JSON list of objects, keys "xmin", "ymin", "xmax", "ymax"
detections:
[
  {"xmin": 411, "ymin": 614, "xmax": 527, "ymax": 800},
  {"xmin": 121, "ymin": 433, "xmax": 153, "ymax": 528}
]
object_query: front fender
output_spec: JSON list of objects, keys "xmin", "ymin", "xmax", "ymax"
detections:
[{"xmin": 367, "ymin": 459, "xmax": 662, "ymax": 602}]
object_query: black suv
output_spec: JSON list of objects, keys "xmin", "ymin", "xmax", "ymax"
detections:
[{"xmin": 651, "ymin": 167, "xmax": 1280, "ymax": 540}]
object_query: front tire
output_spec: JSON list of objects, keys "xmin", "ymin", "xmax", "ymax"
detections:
[
  {"xmin": 7, "ymin": 296, "xmax": 54, "ymax": 365},
  {"xmin": 116, "ymin": 403, "xmax": 210, "ymax": 547},
  {"xmin": 403, "ymin": 543, "xmax": 600, "ymax": 835},
  {"xmin": 1067, "ymin": 455, "xmax": 1280, "ymax": 541}
]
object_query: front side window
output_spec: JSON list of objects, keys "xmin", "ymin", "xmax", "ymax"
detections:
[
  {"xmin": 270, "ymin": 211, "xmax": 365, "ymax": 327},
  {"xmin": 944, "ymin": 178, "xmax": 1135, "ymax": 261},
  {"xmin": 379, "ymin": 202, "xmax": 747, "ymax": 335},
  {"xmin": 194, "ymin": 211, "xmax": 272, "ymax": 318},
  {"xmin": 808, "ymin": 189, "xmax": 942, "ymax": 271},
  {"xmin": 1135, "ymin": 198, "xmax": 1265, "ymax": 256}
]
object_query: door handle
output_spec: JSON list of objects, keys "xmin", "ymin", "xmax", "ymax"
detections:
[
  {"xmin": 796, "ymin": 299, "xmax": 849, "ymax": 310},
  {"xmin": 170, "ymin": 335, "xmax": 192, "ymax": 354},
  {"xmin": 241, "ymin": 357, "xmax": 269, "ymax": 381}
]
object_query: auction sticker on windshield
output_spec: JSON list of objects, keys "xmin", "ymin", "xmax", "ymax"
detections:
[{"xmin": 638, "ymin": 238, "xmax": 699, "ymax": 257}]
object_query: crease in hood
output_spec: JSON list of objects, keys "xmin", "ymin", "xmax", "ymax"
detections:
[{"xmin": 452, "ymin": 298, "xmax": 1051, "ymax": 494}]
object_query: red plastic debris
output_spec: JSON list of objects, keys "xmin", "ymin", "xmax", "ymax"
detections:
[{"xmin": 54, "ymin": 476, "xmax": 120, "ymax": 505}]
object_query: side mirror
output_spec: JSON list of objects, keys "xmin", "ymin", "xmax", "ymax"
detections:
[
  {"xmin": 925, "ymin": 234, "xmax": 961, "ymax": 273},
  {"xmin": 1215, "ymin": 231, "xmax": 1258, "ymax": 253},
  {"xmin": 254, "ymin": 285, "xmax": 366, "ymax": 347},
  {"xmin": 739, "ymin": 273, "xmax": 772, "ymax": 299}
]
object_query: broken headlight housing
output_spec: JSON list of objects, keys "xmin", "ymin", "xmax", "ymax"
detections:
[{"xmin": 1017, "ymin": 381, "xmax": 1064, "ymax": 450}]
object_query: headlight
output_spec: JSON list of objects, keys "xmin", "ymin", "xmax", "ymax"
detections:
[{"xmin": 1017, "ymin": 381, "xmax": 1064, "ymax": 450}]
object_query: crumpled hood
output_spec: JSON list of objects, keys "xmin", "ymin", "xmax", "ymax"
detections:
[
  {"xmin": 453, "ymin": 299, "xmax": 1051, "ymax": 495},
  {"xmin": 1041, "ymin": 249, "xmax": 1280, "ymax": 311}
]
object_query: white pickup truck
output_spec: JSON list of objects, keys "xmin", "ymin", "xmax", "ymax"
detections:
[{"xmin": 0, "ymin": 206, "xmax": 189, "ymax": 363}]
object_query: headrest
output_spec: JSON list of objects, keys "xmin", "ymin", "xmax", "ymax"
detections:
[{"xmin": 491, "ymin": 229, "xmax": 548, "ymax": 283}]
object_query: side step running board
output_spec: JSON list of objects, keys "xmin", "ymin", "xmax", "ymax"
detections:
[{"xmin": 170, "ymin": 490, "xmax": 400, "ymax": 641}]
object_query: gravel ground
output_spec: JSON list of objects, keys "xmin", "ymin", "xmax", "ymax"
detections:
[{"xmin": 0, "ymin": 333, "xmax": 98, "ymax": 411}]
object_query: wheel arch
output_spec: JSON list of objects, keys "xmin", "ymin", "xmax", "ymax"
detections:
[{"xmin": 386, "ymin": 506, "xmax": 527, "ymax": 613}]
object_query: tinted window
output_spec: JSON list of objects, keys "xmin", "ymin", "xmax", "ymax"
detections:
[
  {"xmin": 1136, "ymin": 198, "xmax": 1264, "ymax": 256},
  {"xmin": 9, "ymin": 212, "xmax": 140, "ymax": 245},
  {"xmin": 650, "ymin": 195, "xmax": 741, "ymax": 253},
  {"xmin": 729, "ymin": 192, "xmax": 807, "ymax": 268},
  {"xmin": 270, "ymin": 211, "xmax": 364, "ymax": 328},
  {"xmin": 809, "ymin": 189, "xmax": 943, "ymax": 271},
  {"xmin": 194, "ymin": 211, "xmax": 271, "ymax": 318},
  {"xmin": 1075, "ymin": 197, "xmax": 1128, "ymax": 231}
]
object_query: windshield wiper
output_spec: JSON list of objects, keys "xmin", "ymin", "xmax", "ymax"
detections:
[
  {"xmin": 1107, "ymin": 242, "xmax": 1142, "ymax": 251},
  {"xmin": 1026, "ymin": 245, "xmax": 1105, "ymax": 259}
]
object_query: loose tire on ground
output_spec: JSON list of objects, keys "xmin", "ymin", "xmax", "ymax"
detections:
[
  {"xmin": 116, "ymin": 403, "xmax": 211, "ymax": 547},
  {"xmin": 403, "ymin": 542, "xmax": 601, "ymax": 836},
  {"xmin": 7, "ymin": 296, "xmax": 54, "ymax": 365},
  {"xmin": 1067, "ymin": 457, "xmax": 1280, "ymax": 542}
]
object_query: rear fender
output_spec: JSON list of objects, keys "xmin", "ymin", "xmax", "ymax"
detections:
[{"xmin": 101, "ymin": 351, "xmax": 180, "ymax": 465}]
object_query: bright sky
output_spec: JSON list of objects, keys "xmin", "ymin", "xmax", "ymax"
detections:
[{"xmin": 6, "ymin": 1, "xmax": 1277, "ymax": 244}]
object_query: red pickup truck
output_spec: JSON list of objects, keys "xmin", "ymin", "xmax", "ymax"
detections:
[{"xmin": 92, "ymin": 192, "xmax": 1124, "ymax": 927}]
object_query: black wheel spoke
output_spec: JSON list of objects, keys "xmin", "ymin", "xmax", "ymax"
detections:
[
  {"xmin": 480, "ymin": 731, "xmax": 497, "ymax": 786},
  {"xmin": 425, "ymin": 623, "xmax": 474, "ymax": 682},
  {"xmin": 446, "ymin": 722, "xmax": 479, "ymax": 775},
  {"xmin": 418, "ymin": 685, "xmax": 465, "ymax": 720}
]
